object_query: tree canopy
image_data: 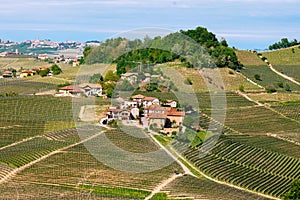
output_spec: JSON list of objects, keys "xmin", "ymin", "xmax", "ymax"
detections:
[
  {"xmin": 269, "ymin": 38, "xmax": 299, "ymax": 50},
  {"xmin": 284, "ymin": 179, "xmax": 300, "ymax": 200},
  {"xmin": 84, "ymin": 26, "xmax": 243, "ymax": 73}
]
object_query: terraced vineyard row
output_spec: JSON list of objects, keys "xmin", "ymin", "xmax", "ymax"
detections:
[
  {"xmin": 219, "ymin": 106, "xmax": 300, "ymax": 135},
  {"xmin": 172, "ymin": 136, "xmax": 300, "ymax": 198},
  {"xmin": 164, "ymin": 175, "xmax": 270, "ymax": 200},
  {"xmin": 272, "ymin": 103, "xmax": 300, "ymax": 122},
  {"xmin": 225, "ymin": 135, "xmax": 300, "ymax": 159},
  {"xmin": 0, "ymin": 137, "xmax": 70, "ymax": 168},
  {"xmin": 0, "ymin": 164, "xmax": 14, "ymax": 180}
]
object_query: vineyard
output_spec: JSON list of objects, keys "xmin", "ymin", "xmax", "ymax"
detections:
[
  {"xmin": 271, "ymin": 101, "xmax": 300, "ymax": 122},
  {"xmin": 163, "ymin": 175, "xmax": 269, "ymax": 200},
  {"xmin": 220, "ymin": 106, "xmax": 300, "ymax": 136},
  {"xmin": 272, "ymin": 65, "xmax": 300, "ymax": 83},
  {"xmin": 0, "ymin": 96, "xmax": 75, "ymax": 147},
  {"xmin": 0, "ymin": 137, "xmax": 70, "ymax": 168},
  {"xmin": 0, "ymin": 129, "xmax": 183, "ymax": 199},
  {"xmin": 172, "ymin": 135, "xmax": 300, "ymax": 198},
  {"xmin": 241, "ymin": 65, "xmax": 300, "ymax": 91}
]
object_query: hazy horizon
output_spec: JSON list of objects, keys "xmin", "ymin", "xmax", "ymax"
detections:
[{"xmin": 1, "ymin": 0, "xmax": 299, "ymax": 50}]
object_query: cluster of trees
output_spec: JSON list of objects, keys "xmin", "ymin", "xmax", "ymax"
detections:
[
  {"xmin": 180, "ymin": 27, "xmax": 242, "ymax": 70},
  {"xmin": 284, "ymin": 179, "xmax": 300, "ymax": 200},
  {"xmin": 84, "ymin": 26, "xmax": 243, "ymax": 73},
  {"xmin": 269, "ymin": 38, "xmax": 300, "ymax": 50},
  {"xmin": 115, "ymin": 48, "xmax": 178, "ymax": 75},
  {"xmin": 89, "ymin": 71, "xmax": 120, "ymax": 98}
]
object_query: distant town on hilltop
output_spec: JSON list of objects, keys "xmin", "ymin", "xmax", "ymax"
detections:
[{"xmin": 0, "ymin": 38, "xmax": 101, "ymax": 57}]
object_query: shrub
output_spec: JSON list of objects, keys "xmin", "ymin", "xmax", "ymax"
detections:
[
  {"xmin": 239, "ymin": 85, "xmax": 245, "ymax": 92},
  {"xmin": 285, "ymin": 84, "xmax": 291, "ymax": 92},
  {"xmin": 266, "ymin": 85, "xmax": 277, "ymax": 93},
  {"xmin": 228, "ymin": 70, "xmax": 234, "ymax": 75},
  {"xmin": 184, "ymin": 78, "xmax": 193, "ymax": 85},
  {"xmin": 277, "ymin": 82, "xmax": 284, "ymax": 88},
  {"xmin": 50, "ymin": 64, "xmax": 62, "ymax": 75},
  {"xmin": 254, "ymin": 74, "xmax": 261, "ymax": 81}
]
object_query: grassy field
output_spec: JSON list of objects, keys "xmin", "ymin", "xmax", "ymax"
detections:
[
  {"xmin": 0, "ymin": 57, "xmax": 50, "ymax": 70},
  {"xmin": 272, "ymin": 65, "xmax": 300, "ymax": 82},
  {"xmin": 262, "ymin": 45, "xmax": 300, "ymax": 65},
  {"xmin": 235, "ymin": 50, "xmax": 266, "ymax": 66},
  {"xmin": 241, "ymin": 65, "xmax": 300, "ymax": 91}
]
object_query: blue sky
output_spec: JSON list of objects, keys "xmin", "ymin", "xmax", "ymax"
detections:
[{"xmin": 0, "ymin": 0, "xmax": 299, "ymax": 49}]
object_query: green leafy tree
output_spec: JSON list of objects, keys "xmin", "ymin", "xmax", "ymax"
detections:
[
  {"xmin": 39, "ymin": 69, "xmax": 50, "ymax": 77},
  {"xmin": 83, "ymin": 46, "xmax": 93, "ymax": 58},
  {"xmin": 89, "ymin": 73, "xmax": 103, "ymax": 84},
  {"xmin": 104, "ymin": 70, "xmax": 119, "ymax": 82},
  {"xmin": 119, "ymin": 79, "xmax": 134, "ymax": 91},
  {"xmin": 50, "ymin": 64, "xmax": 62, "ymax": 75},
  {"xmin": 254, "ymin": 74, "xmax": 261, "ymax": 81},
  {"xmin": 284, "ymin": 180, "xmax": 300, "ymax": 200}
]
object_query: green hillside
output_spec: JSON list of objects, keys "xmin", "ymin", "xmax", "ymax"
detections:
[{"xmin": 262, "ymin": 45, "xmax": 300, "ymax": 65}]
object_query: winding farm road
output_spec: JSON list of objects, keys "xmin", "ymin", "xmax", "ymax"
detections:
[{"xmin": 268, "ymin": 63, "xmax": 300, "ymax": 86}]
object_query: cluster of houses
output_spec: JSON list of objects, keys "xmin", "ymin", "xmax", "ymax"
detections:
[
  {"xmin": 104, "ymin": 94, "xmax": 185, "ymax": 135},
  {"xmin": 38, "ymin": 54, "xmax": 81, "ymax": 67},
  {"xmin": 121, "ymin": 72, "xmax": 162, "ymax": 84},
  {"xmin": 0, "ymin": 66, "xmax": 51, "ymax": 79},
  {"xmin": 55, "ymin": 84, "xmax": 103, "ymax": 97}
]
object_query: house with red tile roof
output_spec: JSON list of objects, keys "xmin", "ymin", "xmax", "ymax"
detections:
[{"xmin": 55, "ymin": 85, "xmax": 84, "ymax": 97}]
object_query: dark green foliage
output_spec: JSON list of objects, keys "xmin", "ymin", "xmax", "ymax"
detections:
[
  {"xmin": 284, "ymin": 180, "xmax": 300, "ymax": 200},
  {"xmin": 285, "ymin": 84, "xmax": 291, "ymax": 92},
  {"xmin": 39, "ymin": 68, "xmax": 50, "ymax": 77},
  {"xmin": 184, "ymin": 78, "xmax": 193, "ymax": 85},
  {"xmin": 86, "ymin": 27, "xmax": 241, "ymax": 73},
  {"xmin": 83, "ymin": 46, "xmax": 93, "ymax": 58},
  {"xmin": 277, "ymin": 82, "xmax": 284, "ymax": 88},
  {"xmin": 269, "ymin": 38, "xmax": 299, "ymax": 50},
  {"xmin": 50, "ymin": 64, "xmax": 62, "ymax": 75},
  {"xmin": 108, "ymin": 119, "xmax": 118, "ymax": 128},
  {"xmin": 266, "ymin": 85, "xmax": 277, "ymax": 93},
  {"xmin": 119, "ymin": 79, "xmax": 134, "ymax": 91},
  {"xmin": 89, "ymin": 73, "xmax": 103, "ymax": 84},
  {"xmin": 115, "ymin": 48, "xmax": 178, "ymax": 75},
  {"xmin": 104, "ymin": 70, "xmax": 119, "ymax": 82},
  {"xmin": 150, "ymin": 193, "xmax": 168, "ymax": 200},
  {"xmin": 239, "ymin": 85, "xmax": 245, "ymax": 92},
  {"xmin": 181, "ymin": 27, "xmax": 242, "ymax": 70},
  {"xmin": 145, "ymin": 83, "xmax": 160, "ymax": 92},
  {"xmin": 254, "ymin": 74, "xmax": 261, "ymax": 81}
]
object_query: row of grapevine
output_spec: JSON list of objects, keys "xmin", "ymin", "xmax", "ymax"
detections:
[
  {"xmin": 172, "ymin": 136, "xmax": 300, "ymax": 198},
  {"xmin": 0, "ymin": 137, "xmax": 70, "ymax": 168}
]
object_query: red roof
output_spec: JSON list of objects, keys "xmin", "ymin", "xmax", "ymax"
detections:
[
  {"xmin": 21, "ymin": 70, "xmax": 33, "ymax": 73},
  {"xmin": 143, "ymin": 97, "xmax": 157, "ymax": 101},
  {"xmin": 2, "ymin": 71, "xmax": 12, "ymax": 74},
  {"xmin": 167, "ymin": 108, "xmax": 185, "ymax": 117},
  {"xmin": 59, "ymin": 86, "xmax": 83, "ymax": 93}
]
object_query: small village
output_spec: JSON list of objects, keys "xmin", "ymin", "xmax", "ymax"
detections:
[{"xmin": 102, "ymin": 94, "xmax": 185, "ymax": 136}]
